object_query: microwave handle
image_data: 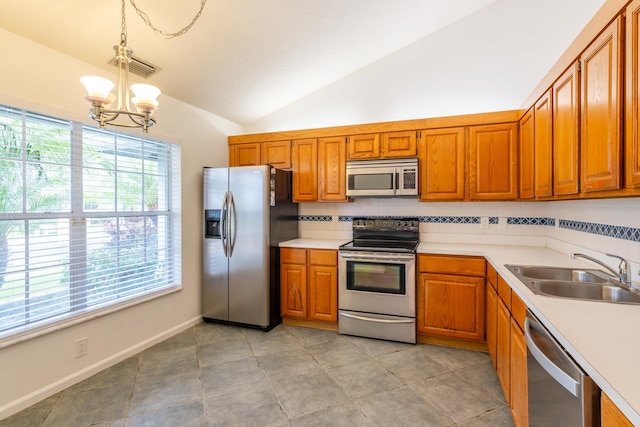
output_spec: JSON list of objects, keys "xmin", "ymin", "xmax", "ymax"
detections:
[{"xmin": 395, "ymin": 170, "xmax": 400, "ymax": 193}]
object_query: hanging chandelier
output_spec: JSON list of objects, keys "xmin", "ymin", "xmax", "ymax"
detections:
[{"xmin": 80, "ymin": 0, "xmax": 207, "ymax": 132}]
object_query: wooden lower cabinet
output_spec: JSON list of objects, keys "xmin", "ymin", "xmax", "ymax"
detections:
[
  {"xmin": 510, "ymin": 317, "xmax": 528, "ymax": 427},
  {"xmin": 417, "ymin": 255, "xmax": 486, "ymax": 342},
  {"xmin": 489, "ymin": 271, "xmax": 529, "ymax": 427},
  {"xmin": 280, "ymin": 248, "xmax": 337, "ymax": 323},
  {"xmin": 602, "ymin": 392, "xmax": 634, "ymax": 427},
  {"xmin": 496, "ymin": 297, "xmax": 511, "ymax": 403},
  {"xmin": 486, "ymin": 278, "xmax": 498, "ymax": 368}
]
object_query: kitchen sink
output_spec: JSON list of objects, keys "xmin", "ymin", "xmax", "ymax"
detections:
[
  {"xmin": 529, "ymin": 280, "xmax": 640, "ymax": 303},
  {"xmin": 505, "ymin": 264, "xmax": 640, "ymax": 304},
  {"xmin": 506, "ymin": 265, "xmax": 612, "ymax": 283}
]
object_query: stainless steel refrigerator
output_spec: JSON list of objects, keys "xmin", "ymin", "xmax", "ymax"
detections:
[{"xmin": 202, "ymin": 165, "xmax": 298, "ymax": 331}]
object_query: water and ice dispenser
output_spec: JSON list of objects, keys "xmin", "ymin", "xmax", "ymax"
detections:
[{"xmin": 204, "ymin": 210, "xmax": 222, "ymax": 239}]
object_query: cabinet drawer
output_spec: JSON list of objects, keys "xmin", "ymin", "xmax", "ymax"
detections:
[
  {"xmin": 281, "ymin": 248, "xmax": 307, "ymax": 264},
  {"xmin": 497, "ymin": 275, "xmax": 512, "ymax": 309},
  {"xmin": 487, "ymin": 263, "xmax": 498, "ymax": 290},
  {"xmin": 419, "ymin": 254, "xmax": 486, "ymax": 276},
  {"xmin": 309, "ymin": 249, "xmax": 337, "ymax": 266}
]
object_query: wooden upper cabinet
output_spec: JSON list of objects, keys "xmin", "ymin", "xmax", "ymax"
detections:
[
  {"xmin": 261, "ymin": 141, "xmax": 291, "ymax": 169},
  {"xmin": 468, "ymin": 123, "xmax": 519, "ymax": 200},
  {"xmin": 553, "ymin": 62, "xmax": 580, "ymax": 196},
  {"xmin": 519, "ymin": 108, "xmax": 535, "ymax": 200},
  {"xmin": 534, "ymin": 89, "xmax": 553, "ymax": 198},
  {"xmin": 292, "ymin": 138, "xmax": 318, "ymax": 202},
  {"xmin": 580, "ymin": 16, "xmax": 623, "ymax": 193},
  {"xmin": 419, "ymin": 127, "xmax": 466, "ymax": 201},
  {"xmin": 230, "ymin": 143, "xmax": 261, "ymax": 167},
  {"xmin": 347, "ymin": 131, "xmax": 416, "ymax": 159},
  {"xmin": 626, "ymin": 0, "xmax": 640, "ymax": 189},
  {"xmin": 381, "ymin": 131, "xmax": 417, "ymax": 157},
  {"xmin": 348, "ymin": 133, "xmax": 380, "ymax": 159},
  {"xmin": 317, "ymin": 136, "xmax": 347, "ymax": 201}
]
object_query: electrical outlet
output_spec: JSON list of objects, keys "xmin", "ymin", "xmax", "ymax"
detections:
[
  {"xmin": 498, "ymin": 217, "xmax": 507, "ymax": 230},
  {"xmin": 75, "ymin": 337, "xmax": 88, "ymax": 358},
  {"xmin": 480, "ymin": 217, "xmax": 489, "ymax": 229}
]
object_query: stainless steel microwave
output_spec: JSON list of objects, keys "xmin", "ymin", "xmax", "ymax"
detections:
[{"xmin": 346, "ymin": 158, "xmax": 418, "ymax": 197}]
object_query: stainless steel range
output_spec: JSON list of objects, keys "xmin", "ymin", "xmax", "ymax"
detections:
[{"xmin": 338, "ymin": 217, "xmax": 419, "ymax": 344}]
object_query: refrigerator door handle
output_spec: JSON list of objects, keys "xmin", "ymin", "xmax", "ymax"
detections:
[
  {"xmin": 221, "ymin": 191, "xmax": 229, "ymax": 257},
  {"xmin": 228, "ymin": 191, "xmax": 236, "ymax": 257}
]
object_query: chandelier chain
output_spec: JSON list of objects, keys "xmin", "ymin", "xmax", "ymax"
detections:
[
  {"xmin": 129, "ymin": 0, "xmax": 207, "ymax": 39},
  {"xmin": 121, "ymin": 0, "xmax": 127, "ymax": 45}
]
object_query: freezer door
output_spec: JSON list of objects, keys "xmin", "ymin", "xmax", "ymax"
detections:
[
  {"xmin": 228, "ymin": 166, "xmax": 270, "ymax": 326},
  {"xmin": 202, "ymin": 167, "xmax": 230, "ymax": 321}
]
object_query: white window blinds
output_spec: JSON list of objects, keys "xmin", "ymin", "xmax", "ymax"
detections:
[{"xmin": 0, "ymin": 104, "xmax": 181, "ymax": 341}]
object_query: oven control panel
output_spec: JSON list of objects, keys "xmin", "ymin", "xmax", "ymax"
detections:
[{"xmin": 352, "ymin": 217, "xmax": 419, "ymax": 232}]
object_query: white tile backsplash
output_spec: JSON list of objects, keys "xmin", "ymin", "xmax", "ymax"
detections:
[{"xmin": 297, "ymin": 197, "xmax": 640, "ymax": 274}]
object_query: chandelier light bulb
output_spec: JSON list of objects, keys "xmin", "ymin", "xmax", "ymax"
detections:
[
  {"xmin": 131, "ymin": 83, "xmax": 161, "ymax": 111},
  {"xmin": 80, "ymin": 76, "xmax": 114, "ymax": 104}
]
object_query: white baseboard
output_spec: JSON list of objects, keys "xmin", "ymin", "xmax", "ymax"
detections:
[{"xmin": 0, "ymin": 315, "xmax": 203, "ymax": 421}]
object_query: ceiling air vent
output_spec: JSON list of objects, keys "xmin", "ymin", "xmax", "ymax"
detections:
[{"xmin": 108, "ymin": 55, "xmax": 160, "ymax": 79}]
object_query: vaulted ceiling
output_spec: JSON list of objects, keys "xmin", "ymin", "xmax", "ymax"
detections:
[{"xmin": 0, "ymin": 1, "xmax": 605, "ymax": 127}]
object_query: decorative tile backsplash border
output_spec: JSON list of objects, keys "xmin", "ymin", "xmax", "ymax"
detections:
[
  {"xmin": 298, "ymin": 215, "xmax": 639, "ymax": 243},
  {"xmin": 300, "ymin": 215, "xmax": 555, "ymax": 226},
  {"xmin": 559, "ymin": 219, "xmax": 640, "ymax": 242}
]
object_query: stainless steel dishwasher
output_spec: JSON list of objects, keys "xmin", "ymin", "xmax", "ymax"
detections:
[{"xmin": 525, "ymin": 310, "xmax": 600, "ymax": 426}]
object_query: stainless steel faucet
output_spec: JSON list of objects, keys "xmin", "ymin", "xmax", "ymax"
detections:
[{"xmin": 571, "ymin": 252, "xmax": 632, "ymax": 286}]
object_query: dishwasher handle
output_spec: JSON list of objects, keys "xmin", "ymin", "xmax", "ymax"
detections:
[{"xmin": 524, "ymin": 316, "xmax": 580, "ymax": 397}]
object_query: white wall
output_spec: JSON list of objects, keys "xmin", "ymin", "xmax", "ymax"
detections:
[
  {"xmin": 0, "ymin": 28, "xmax": 241, "ymax": 419},
  {"xmin": 243, "ymin": 0, "xmax": 606, "ymax": 133}
]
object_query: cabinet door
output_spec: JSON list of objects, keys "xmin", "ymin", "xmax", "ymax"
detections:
[
  {"xmin": 486, "ymin": 284, "xmax": 498, "ymax": 369},
  {"xmin": 519, "ymin": 108, "xmax": 535, "ymax": 200},
  {"xmin": 469, "ymin": 123, "xmax": 519, "ymax": 200},
  {"xmin": 318, "ymin": 136, "xmax": 347, "ymax": 201},
  {"xmin": 581, "ymin": 16, "xmax": 623, "ymax": 193},
  {"xmin": 418, "ymin": 273, "xmax": 485, "ymax": 342},
  {"xmin": 510, "ymin": 318, "xmax": 528, "ymax": 427},
  {"xmin": 419, "ymin": 127, "xmax": 466, "ymax": 201},
  {"xmin": 602, "ymin": 392, "xmax": 634, "ymax": 427},
  {"xmin": 553, "ymin": 62, "xmax": 580, "ymax": 195},
  {"xmin": 308, "ymin": 265, "xmax": 337, "ymax": 322},
  {"xmin": 230, "ymin": 143, "xmax": 261, "ymax": 167},
  {"xmin": 348, "ymin": 134, "xmax": 380, "ymax": 159},
  {"xmin": 261, "ymin": 141, "xmax": 291, "ymax": 169},
  {"xmin": 292, "ymin": 138, "xmax": 318, "ymax": 202},
  {"xmin": 280, "ymin": 263, "xmax": 307, "ymax": 318},
  {"xmin": 534, "ymin": 89, "xmax": 553, "ymax": 198},
  {"xmin": 381, "ymin": 130, "xmax": 417, "ymax": 158},
  {"xmin": 496, "ymin": 298, "xmax": 511, "ymax": 404},
  {"xmin": 626, "ymin": 0, "xmax": 640, "ymax": 189}
]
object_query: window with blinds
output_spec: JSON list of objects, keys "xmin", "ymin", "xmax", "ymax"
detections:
[{"xmin": 0, "ymin": 104, "xmax": 181, "ymax": 341}]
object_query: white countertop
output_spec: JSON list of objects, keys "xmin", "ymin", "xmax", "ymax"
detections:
[
  {"xmin": 417, "ymin": 242, "xmax": 640, "ymax": 425},
  {"xmin": 280, "ymin": 238, "xmax": 640, "ymax": 423},
  {"xmin": 280, "ymin": 238, "xmax": 349, "ymax": 250}
]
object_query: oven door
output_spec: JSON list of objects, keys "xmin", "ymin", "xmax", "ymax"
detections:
[{"xmin": 338, "ymin": 251, "xmax": 415, "ymax": 317}]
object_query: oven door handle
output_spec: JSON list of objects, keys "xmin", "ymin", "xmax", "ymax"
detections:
[
  {"xmin": 339, "ymin": 252, "xmax": 415, "ymax": 262},
  {"xmin": 339, "ymin": 312, "xmax": 415, "ymax": 324}
]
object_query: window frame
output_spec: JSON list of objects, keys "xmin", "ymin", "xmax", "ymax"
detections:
[{"xmin": 0, "ymin": 104, "xmax": 182, "ymax": 346}]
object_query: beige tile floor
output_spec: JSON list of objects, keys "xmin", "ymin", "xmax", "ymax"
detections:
[{"xmin": 1, "ymin": 323, "xmax": 515, "ymax": 427}]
